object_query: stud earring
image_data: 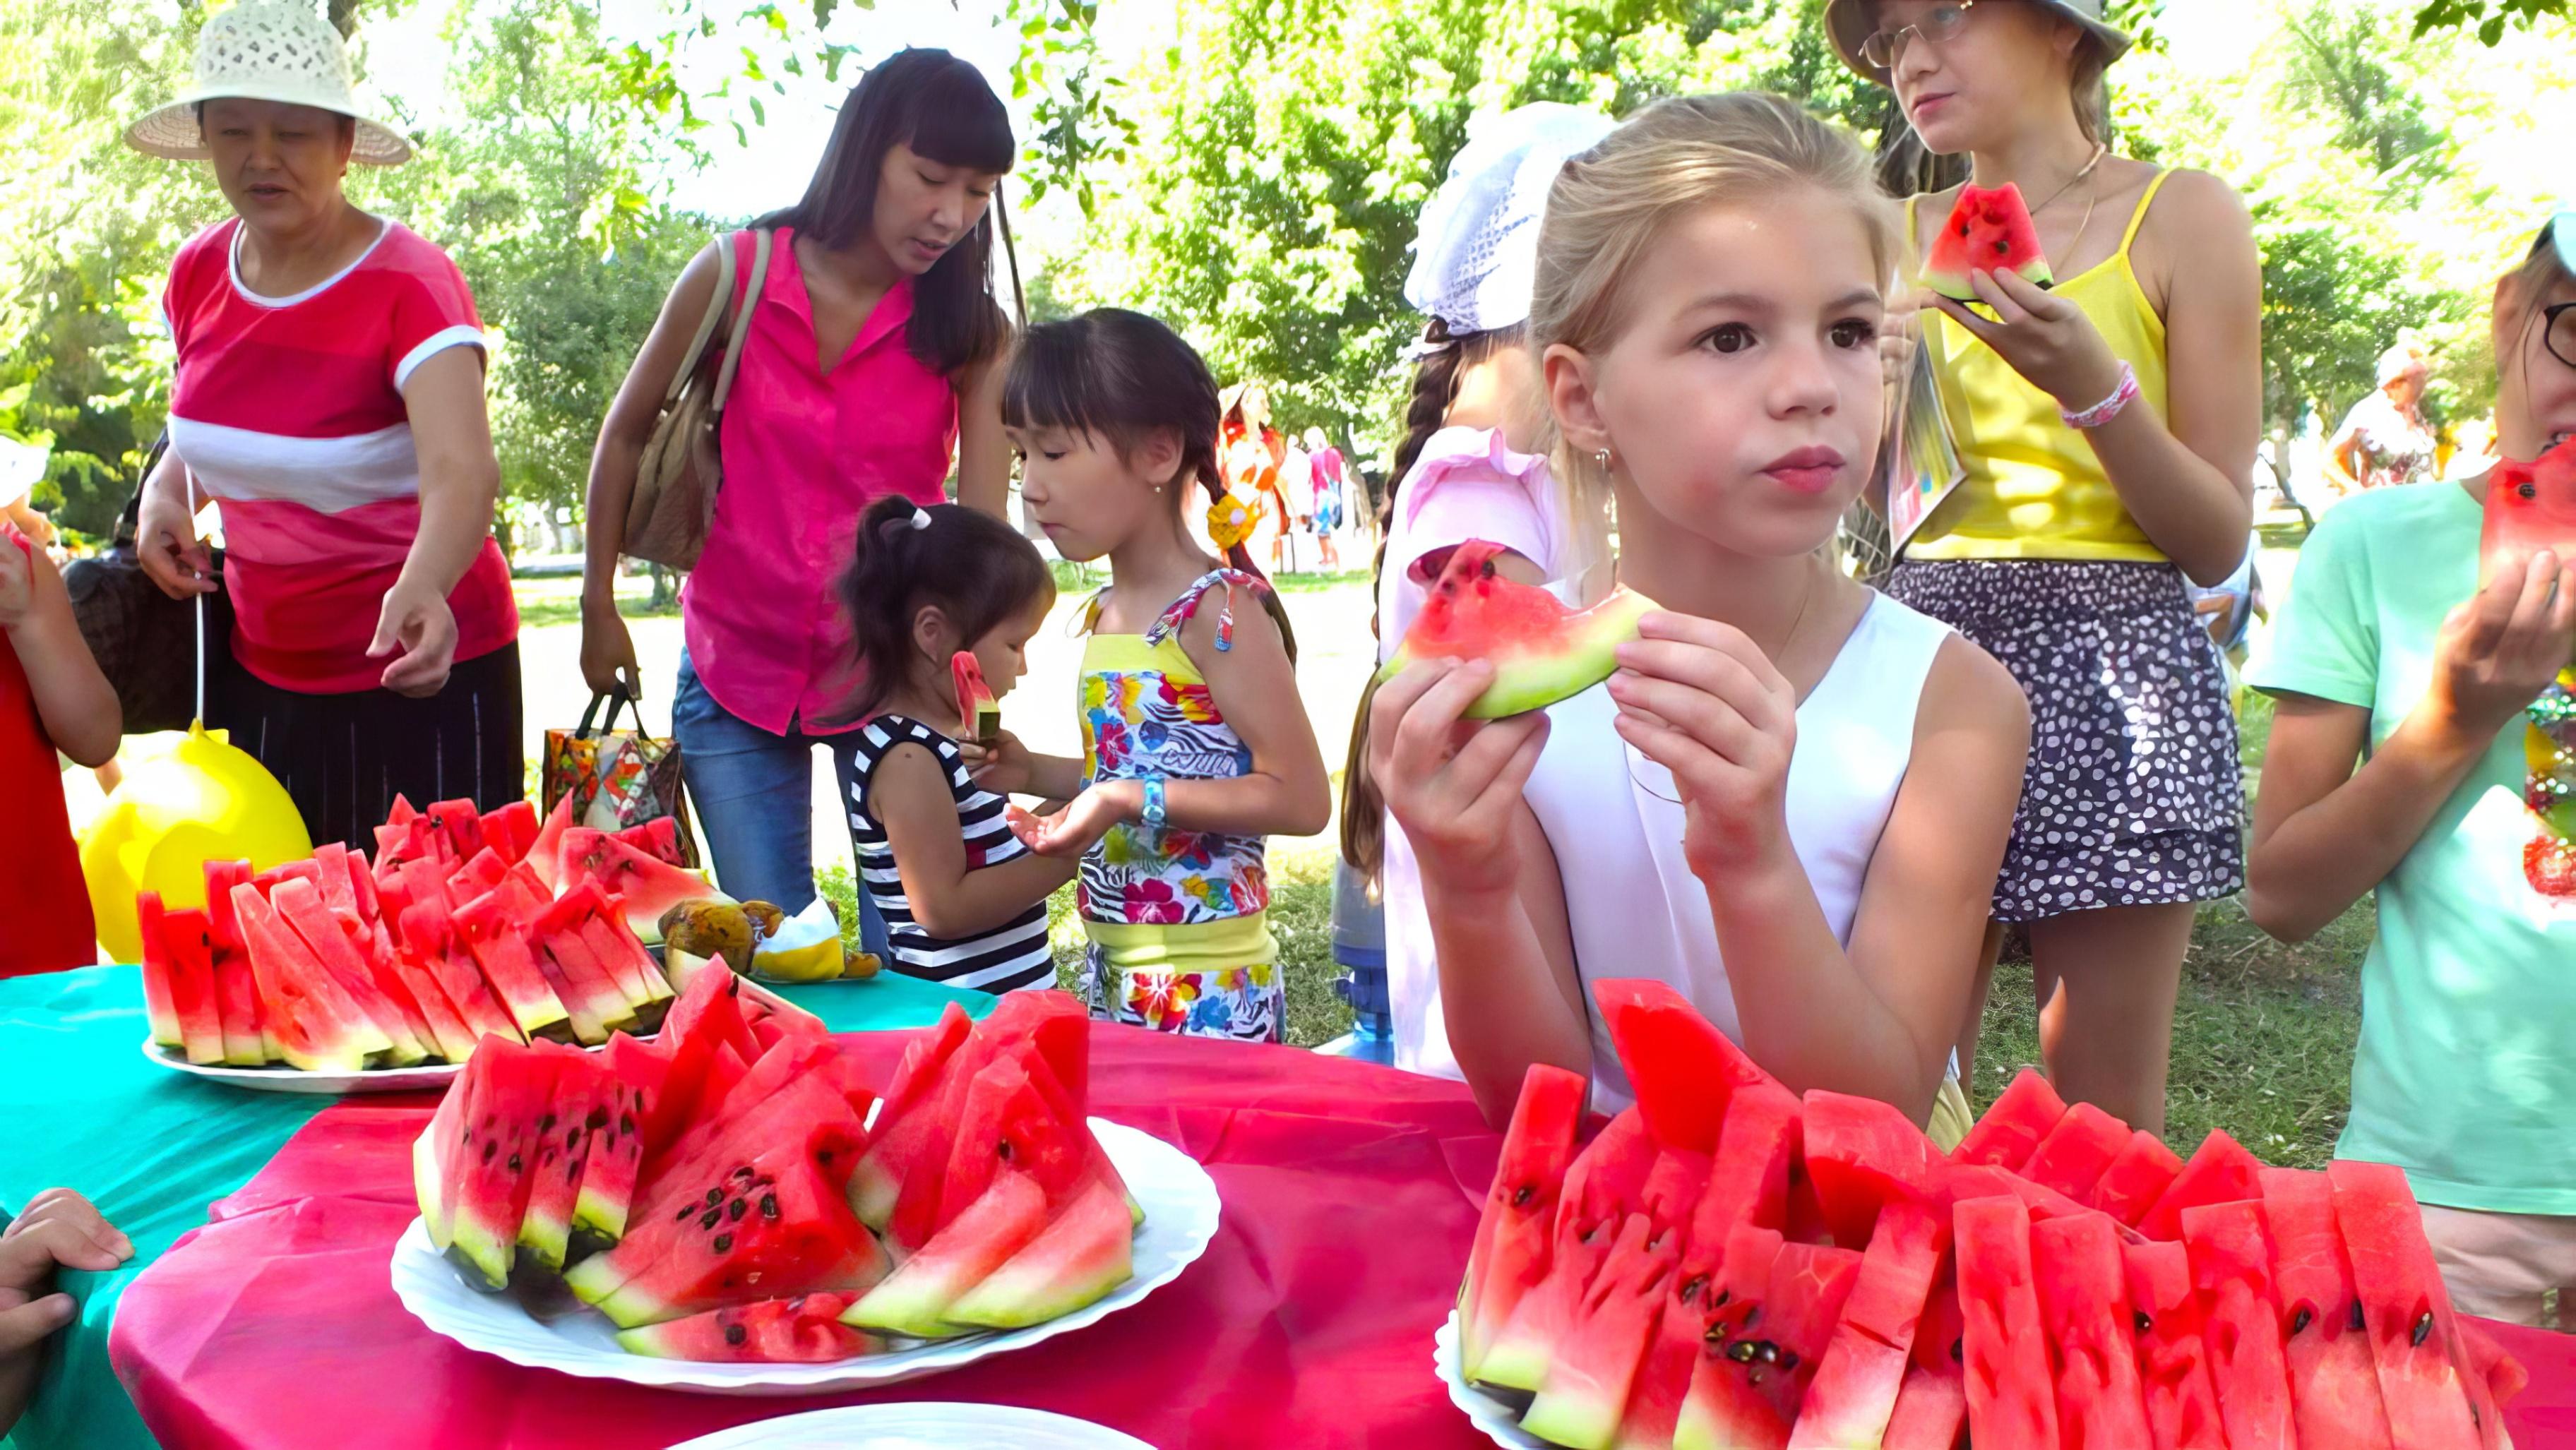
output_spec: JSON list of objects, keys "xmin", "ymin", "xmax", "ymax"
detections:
[{"xmin": 1592, "ymin": 448, "xmax": 1614, "ymax": 473}]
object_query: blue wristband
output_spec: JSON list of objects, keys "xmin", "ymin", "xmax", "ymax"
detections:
[{"xmin": 1140, "ymin": 775, "xmax": 1167, "ymax": 829}]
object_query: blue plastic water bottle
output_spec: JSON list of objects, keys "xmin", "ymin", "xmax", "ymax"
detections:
[{"xmin": 1318, "ymin": 859, "xmax": 1392, "ymax": 1063}]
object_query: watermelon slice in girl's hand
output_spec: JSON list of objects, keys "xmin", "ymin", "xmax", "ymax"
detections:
[
  {"xmin": 950, "ymin": 650, "xmax": 1001, "ymax": 745},
  {"xmin": 1377, "ymin": 540, "xmax": 1653, "ymax": 719},
  {"xmin": 1921, "ymin": 183, "xmax": 2056, "ymax": 303},
  {"xmin": 2482, "ymin": 436, "xmax": 2576, "ymax": 570}
]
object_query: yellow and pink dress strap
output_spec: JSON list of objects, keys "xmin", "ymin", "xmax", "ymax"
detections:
[{"xmin": 1144, "ymin": 569, "xmax": 1265, "ymax": 654}]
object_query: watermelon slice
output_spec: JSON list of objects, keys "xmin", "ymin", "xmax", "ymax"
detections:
[
  {"xmin": 1881, "ymin": 1362, "xmax": 1969, "ymax": 1450},
  {"xmin": 944, "ymin": 1175, "xmax": 1135, "ymax": 1331},
  {"xmin": 2092, "ymin": 1130, "xmax": 2185, "ymax": 1228},
  {"xmin": 527, "ymin": 790, "xmax": 577, "ymax": 891},
  {"xmin": 934, "ymin": 1057, "xmax": 1095, "ymax": 1233},
  {"xmin": 2030, "ymin": 1211, "xmax": 2152, "ymax": 1449},
  {"xmin": 1798, "ymin": 1091, "xmax": 1943, "ymax": 1249},
  {"xmin": 634, "ymin": 1061, "xmax": 869, "ymax": 1231},
  {"xmin": 616, "ymin": 1292, "xmax": 880, "ymax": 1362},
  {"xmin": 1376, "ymin": 539, "xmax": 1654, "ymax": 718},
  {"xmin": 232, "ymin": 883, "xmax": 390, "ymax": 1071},
  {"xmin": 1790, "ymin": 1197, "xmax": 1948, "ymax": 1449},
  {"xmin": 270, "ymin": 878, "xmax": 431, "ymax": 1065},
  {"xmin": 2017, "ymin": 1100, "xmax": 2129, "ymax": 1205},
  {"xmin": 1524, "ymin": 1212, "xmax": 1677, "ymax": 1450},
  {"xmin": 1597, "ymin": 977, "xmax": 1777, "ymax": 1154},
  {"xmin": 136, "ymin": 892, "xmax": 184, "ymax": 1049},
  {"xmin": 451, "ymin": 889, "xmax": 578, "ymax": 1042},
  {"xmin": 2329, "ymin": 1159, "xmax": 2485, "ymax": 1450},
  {"xmin": 2121, "ymin": 1238, "xmax": 2228, "ymax": 1450},
  {"xmin": 847, "ymin": 1003, "xmax": 978, "ymax": 1226},
  {"xmin": 2137, "ymin": 1130, "xmax": 2264, "ymax": 1241},
  {"xmin": 477, "ymin": 799, "xmax": 540, "ymax": 865},
  {"xmin": 1954, "ymin": 1069, "xmax": 2066, "ymax": 1172},
  {"xmin": 611, "ymin": 817, "xmax": 686, "ymax": 868},
  {"xmin": 1672, "ymin": 1222, "xmax": 1794, "ymax": 1450},
  {"xmin": 1921, "ymin": 182, "xmax": 2053, "ymax": 302},
  {"xmin": 571, "ymin": 1035, "xmax": 660, "ymax": 1258},
  {"xmin": 573, "ymin": 1140, "xmax": 889, "ymax": 1328},
  {"xmin": 428, "ymin": 797, "xmax": 488, "ymax": 861},
  {"xmin": 843, "ymin": 1165, "xmax": 1049, "ymax": 1338},
  {"xmin": 203, "ymin": 860, "xmax": 280, "ymax": 1062},
  {"xmin": 555, "ymin": 828, "xmax": 727, "ymax": 944},
  {"xmin": 141, "ymin": 893, "xmax": 222, "ymax": 1065},
  {"xmin": 1462, "ymin": 1065, "xmax": 1589, "ymax": 1382},
  {"xmin": 2258, "ymin": 1167, "xmax": 2397, "ymax": 1450},
  {"xmin": 416, "ymin": 1069, "xmax": 472, "ymax": 1251},
  {"xmin": 441, "ymin": 1039, "xmax": 561, "ymax": 1290},
  {"xmin": 1953, "ymin": 1194, "xmax": 2058, "ymax": 1450},
  {"xmin": 951, "ymin": 649, "xmax": 1002, "ymax": 744},
  {"xmin": 2483, "ymin": 436, "xmax": 2576, "ymax": 568},
  {"xmin": 1477, "ymin": 1109, "xmax": 1659, "ymax": 1394},
  {"xmin": 1735, "ymin": 1238, "xmax": 1865, "ymax": 1424},
  {"xmin": 514, "ymin": 1044, "xmax": 605, "ymax": 1274},
  {"xmin": 2180, "ymin": 1199, "xmax": 2296, "ymax": 1450},
  {"xmin": 395, "ymin": 901, "xmax": 524, "ymax": 1047}
]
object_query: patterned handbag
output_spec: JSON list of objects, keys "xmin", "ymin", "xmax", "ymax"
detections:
[{"xmin": 542, "ymin": 686, "xmax": 700, "ymax": 866}]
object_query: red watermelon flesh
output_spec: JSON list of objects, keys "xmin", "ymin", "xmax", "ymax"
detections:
[
  {"xmin": 441, "ymin": 1040, "xmax": 561, "ymax": 1290},
  {"xmin": 1799, "ymin": 1091, "xmax": 1943, "ymax": 1250},
  {"xmin": 2259, "ymin": 1167, "xmax": 2397, "ymax": 1450},
  {"xmin": 1789, "ymin": 1197, "xmax": 1948, "ymax": 1450},
  {"xmin": 936, "ymin": 1057, "xmax": 1094, "ymax": 1235},
  {"xmin": 2121, "ymin": 1238, "xmax": 2228, "ymax": 1450},
  {"xmin": 141, "ymin": 894, "xmax": 221, "ymax": 1065},
  {"xmin": 951, "ymin": 649, "xmax": 1001, "ymax": 744},
  {"xmin": 884, "ymin": 1026, "xmax": 1019, "ymax": 1257},
  {"xmin": 556, "ymin": 828, "xmax": 726, "ymax": 942},
  {"xmin": 416, "ymin": 1065, "xmax": 471, "ymax": 1250},
  {"xmin": 576, "ymin": 1144, "xmax": 890, "ymax": 1329},
  {"xmin": 2136, "ymin": 1130, "xmax": 2263, "ymax": 1241},
  {"xmin": 640, "ymin": 1041, "xmax": 867, "ymax": 1211},
  {"xmin": 986, "ymin": 990, "xmax": 1091, "ymax": 1113},
  {"xmin": 1378, "ymin": 539, "xmax": 1654, "ymax": 719},
  {"xmin": 429, "ymin": 798, "xmax": 488, "ymax": 861},
  {"xmin": 2092, "ymin": 1130, "xmax": 2185, "ymax": 1228},
  {"xmin": 270, "ymin": 878, "xmax": 431, "ymax": 1065},
  {"xmin": 232, "ymin": 883, "xmax": 388, "ymax": 1071},
  {"xmin": 451, "ymin": 889, "xmax": 578, "ymax": 1042},
  {"xmin": 1921, "ymin": 183, "xmax": 2054, "ymax": 302},
  {"xmin": 2180, "ymin": 1200, "xmax": 2296, "ymax": 1450},
  {"xmin": 2328, "ymin": 1159, "xmax": 2486, "ymax": 1450},
  {"xmin": 251, "ymin": 858, "xmax": 323, "ymax": 897},
  {"xmin": 2030, "ymin": 1211, "xmax": 2152, "ymax": 1450},
  {"xmin": 1912, "ymin": 1274, "xmax": 1964, "ymax": 1375},
  {"xmin": 527, "ymin": 790, "xmax": 577, "ymax": 891},
  {"xmin": 1955, "ymin": 1069, "xmax": 2068, "ymax": 1172},
  {"xmin": 203, "ymin": 860, "xmax": 279, "ymax": 1062},
  {"xmin": 479, "ymin": 800, "xmax": 539, "ymax": 865},
  {"xmin": 386, "ymin": 793, "xmax": 419, "ymax": 827},
  {"xmin": 2457, "ymin": 1318, "xmax": 2529, "ymax": 1413},
  {"xmin": 616, "ymin": 1292, "xmax": 879, "ymax": 1362},
  {"xmin": 2017, "ymin": 1101, "xmax": 2130, "ymax": 1205},
  {"xmin": 612, "ymin": 817, "xmax": 686, "ymax": 868},
  {"xmin": 1674, "ymin": 1223, "xmax": 1792, "ymax": 1450},
  {"xmin": 1881, "ymin": 1363, "xmax": 1968, "ymax": 1450},
  {"xmin": 1462, "ymin": 1064, "xmax": 1587, "ymax": 1382},
  {"xmin": 135, "ymin": 891, "xmax": 184, "ymax": 1050},
  {"xmin": 572, "ymin": 1036, "xmax": 660, "ymax": 1257},
  {"xmin": 1478, "ymin": 1109, "xmax": 1659, "ymax": 1393},
  {"xmin": 847, "ymin": 1004, "xmax": 977, "ymax": 1228},
  {"xmin": 1741, "ymin": 1240, "xmax": 1865, "ymax": 1424},
  {"xmin": 1524, "ymin": 1212, "xmax": 1678, "ymax": 1450},
  {"xmin": 515, "ymin": 1043, "xmax": 606, "ymax": 1274},
  {"xmin": 1597, "ymin": 976, "xmax": 1776, "ymax": 1154},
  {"xmin": 395, "ymin": 902, "xmax": 523, "ymax": 1047},
  {"xmin": 842, "ymin": 1163, "xmax": 1049, "ymax": 1338},
  {"xmin": 2483, "ymin": 436, "xmax": 2576, "ymax": 570},
  {"xmin": 944, "ymin": 1174, "xmax": 1135, "ymax": 1331},
  {"xmin": 1953, "ymin": 1194, "xmax": 2058, "ymax": 1450},
  {"xmin": 538, "ymin": 923, "xmax": 638, "ymax": 1040},
  {"xmin": 574, "ymin": 914, "xmax": 669, "ymax": 1018}
]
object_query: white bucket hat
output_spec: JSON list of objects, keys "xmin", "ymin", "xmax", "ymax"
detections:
[
  {"xmin": 1823, "ymin": 0, "xmax": 2133, "ymax": 86},
  {"xmin": 1404, "ymin": 102, "xmax": 1618, "ymax": 347},
  {"xmin": 126, "ymin": 0, "xmax": 413, "ymax": 167}
]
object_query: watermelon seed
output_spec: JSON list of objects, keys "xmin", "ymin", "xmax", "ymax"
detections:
[
  {"xmin": 1724, "ymin": 1340, "xmax": 1758, "ymax": 1364},
  {"xmin": 1755, "ymin": 1341, "xmax": 1780, "ymax": 1365},
  {"xmin": 705, "ymin": 1187, "xmax": 724, "ymax": 1206},
  {"xmin": 1711, "ymin": 1290, "xmax": 1730, "ymax": 1308},
  {"xmin": 619, "ymin": 1113, "xmax": 636, "ymax": 1135},
  {"xmin": 585, "ymin": 1106, "xmax": 608, "ymax": 1130},
  {"xmin": 789, "ymin": 1296, "xmax": 807, "ymax": 1312},
  {"xmin": 539, "ymin": 1113, "xmax": 557, "ymax": 1132},
  {"xmin": 728, "ymin": 1199, "xmax": 748, "ymax": 1222},
  {"xmin": 1680, "ymin": 1275, "xmax": 1709, "ymax": 1304},
  {"xmin": 676, "ymin": 1204, "xmax": 694, "ymax": 1221},
  {"xmin": 700, "ymin": 1209, "xmax": 722, "ymax": 1230},
  {"xmin": 733, "ymin": 1166, "xmax": 755, "ymax": 1180},
  {"xmin": 761, "ymin": 1194, "xmax": 780, "ymax": 1219},
  {"xmin": 1950, "ymin": 1338, "xmax": 1963, "ymax": 1363},
  {"xmin": 712, "ymin": 1234, "xmax": 733, "ymax": 1253},
  {"xmin": 2411, "ymin": 1311, "xmax": 2434, "ymax": 1347},
  {"xmin": 2133, "ymin": 1311, "xmax": 2152, "ymax": 1335},
  {"xmin": 2291, "ymin": 1307, "xmax": 2313, "ymax": 1335},
  {"xmin": 724, "ymin": 1323, "xmax": 746, "ymax": 1346},
  {"xmin": 481, "ymin": 1141, "xmax": 498, "ymax": 1164},
  {"xmin": 506, "ymin": 1154, "xmax": 522, "ymax": 1173},
  {"xmin": 1779, "ymin": 1350, "xmax": 1799, "ymax": 1372},
  {"xmin": 1510, "ymin": 1185, "xmax": 1534, "ymax": 1208},
  {"xmin": 998, "ymin": 1142, "xmax": 1015, "ymax": 1161},
  {"xmin": 564, "ymin": 1127, "xmax": 581, "ymax": 1151},
  {"xmin": 2349, "ymin": 1300, "xmax": 2366, "ymax": 1331}
]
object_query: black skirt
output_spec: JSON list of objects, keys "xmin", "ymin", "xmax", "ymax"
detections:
[
  {"xmin": 1885, "ymin": 560, "xmax": 2245, "ymax": 922},
  {"xmin": 211, "ymin": 642, "xmax": 525, "ymax": 853}
]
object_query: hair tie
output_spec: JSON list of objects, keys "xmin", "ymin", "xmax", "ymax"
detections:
[
  {"xmin": 879, "ymin": 505, "xmax": 936, "ymax": 542},
  {"xmin": 910, "ymin": 506, "xmax": 934, "ymax": 530}
]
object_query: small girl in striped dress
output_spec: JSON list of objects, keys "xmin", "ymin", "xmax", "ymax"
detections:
[{"xmin": 835, "ymin": 495, "xmax": 1066, "ymax": 995}]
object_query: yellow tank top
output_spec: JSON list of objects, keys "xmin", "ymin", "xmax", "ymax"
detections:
[{"xmin": 1907, "ymin": 171, "xmax": 2173, "ymax": 563}]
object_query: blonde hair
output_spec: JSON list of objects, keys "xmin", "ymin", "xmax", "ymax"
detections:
[{"xmin": 1528, "ymin": 92, "xmax": 1898, "ymax": 595}]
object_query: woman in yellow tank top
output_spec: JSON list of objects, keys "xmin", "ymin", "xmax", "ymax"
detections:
[{"xmin": 1825, "ymin": 0, "xmax": 2261, "ymax": 1137}]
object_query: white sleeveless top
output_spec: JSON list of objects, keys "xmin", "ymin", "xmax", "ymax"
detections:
[{"xmin": 1520, "ymin": 592, "xmax": 1956, "ymax": 1110}]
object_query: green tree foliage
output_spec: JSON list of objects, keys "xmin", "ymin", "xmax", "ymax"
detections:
[{"xmin": 2412, "ymin": 0, "xmax": 2568, "ymax": 44}]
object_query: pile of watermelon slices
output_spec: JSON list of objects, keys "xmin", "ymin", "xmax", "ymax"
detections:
[
  {"xmin": 138, "ymin": 793, "xmax": 725, "ymax": 1072},
  {"xmin": 412, "ymin": 976, "xmax": 1143, "ymax": 1363},
  {"xmin": 1455, "ymin": 980, "xmax": 2527, "ymax": 1450}
]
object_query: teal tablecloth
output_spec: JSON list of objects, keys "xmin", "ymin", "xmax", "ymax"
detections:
[{"xmin": 0, "ymin": 964, "xmax": 987, "ymax": 1450}]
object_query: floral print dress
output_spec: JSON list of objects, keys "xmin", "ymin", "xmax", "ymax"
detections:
[{"xmin": 1075, "ymin": 570, "xmax": 1282, "ymax": 1042}]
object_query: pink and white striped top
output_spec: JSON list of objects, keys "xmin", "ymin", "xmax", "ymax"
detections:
[{"xmin": 162, "ymin": 217, "xmax": 518, "ymax": 693}]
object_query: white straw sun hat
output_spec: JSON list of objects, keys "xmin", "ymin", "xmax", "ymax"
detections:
[
  {"xmin": 125, "ymin": 0, "xmax": 413, "ymax": 167},
  {"xmin": 1403, "ymin": 102, "xmax": 1618, "ymax": 347}
]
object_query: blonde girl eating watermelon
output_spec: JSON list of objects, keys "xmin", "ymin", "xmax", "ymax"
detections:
[
  {"xmin": 2246, "ymin": 215, "xmax": 2576, "ymax": 1326},
  {"xmin": 1371, "ymin": 93, "xmax": 2031, "ymax": 1134},
  {"xmin": 1834, "ymin": 0, "xmax": 2262, "ymax": 1136}
]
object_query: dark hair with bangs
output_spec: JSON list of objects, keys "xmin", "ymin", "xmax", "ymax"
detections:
[
  {"xmin": 758, "ymin": 49, "xmax": 1015, "ymax": 378},
  {"xmin": 840, "ymin": 496, "xmax": 1054, "ymax": 721},
  {"xmin": 1003, "ymin": 308, "xmax": 1298, "ymax": 661}
]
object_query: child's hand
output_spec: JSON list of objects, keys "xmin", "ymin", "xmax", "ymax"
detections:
[
  {"xmin": 1, "ymin": 1190, "xmax": 131, "ymax": 1360},
  {"xmin": 959, "ymin": 730, "xmax": 1036, "ymax": 796},
  {"xmin": 1608, "ymin": 612, "xmax": 1798, "ymax": 882},
  {"xmin": 2427, "ymin": 546, "xmax": 2576, "ymax": 745},
  {"xmin": 1369, "ymin": 658, "xmax": 1550, "ymax": 899},
  {"xmin": 0, "ymin": 523, "xmax": 31, "ymax": 631},
  {"xmin": 1015, "ymin": 781, "xmax": 1138, "ymax": 859}
]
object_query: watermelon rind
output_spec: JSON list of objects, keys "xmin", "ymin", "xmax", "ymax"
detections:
[
  {"xmin": 1376, "ymin": 540, "xmax": 1655, "ymax": 719},
  {"xmin": 943, "ymin": 1177, "xmax": 1135, "ymax": 1330},
  {"xmin": 1920, "ymin": 183, "xmax": 2056, "ymax": 303},
  {"xmin": 842, "ymin": 1168, "xmax": 1049, "ymax": 1339}
]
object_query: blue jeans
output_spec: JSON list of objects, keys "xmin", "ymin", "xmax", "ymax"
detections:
[{"xmin": 672, "ymin": 652, "xmax": 890, "ymax": 956}]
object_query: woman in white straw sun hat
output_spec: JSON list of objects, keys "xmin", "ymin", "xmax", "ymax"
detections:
[
  {"xmin": 1830, "ymin": 0, "xmax": 2264, "ymax": 1137},
  {"xmin": 2325, "ymin": 339, "xmax": 2441, "ymax": 497},
  {"xmin": 125, "ymin": 0, "xmax": 524, "ymax": 852}
]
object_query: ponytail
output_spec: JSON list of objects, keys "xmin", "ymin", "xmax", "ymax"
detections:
[{"xmin": 839, "ymin": 495, "xmax": 1054, "ymax": 721}]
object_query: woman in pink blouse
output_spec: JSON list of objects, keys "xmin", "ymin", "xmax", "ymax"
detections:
[{"xmin": 582, "ymin": 51, "xmax": 1015, "ymax": 940}]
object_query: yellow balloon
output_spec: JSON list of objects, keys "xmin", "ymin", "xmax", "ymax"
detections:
[{"xmin": 80, "ymin": 721, "xmax": 311, "ymax": 964}]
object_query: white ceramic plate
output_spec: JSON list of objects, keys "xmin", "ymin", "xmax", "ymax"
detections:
[
  {"xmin": 392, "ymin": 1118, "xmax": 1220, "ymax": 1396},
  {"xmin": 665, "ymin": 1403, "xmax": 1155, "ymax": 1449},
  {"xmin": 1433, "ymin": 1312, "xmax": 1547, "ymax": 1449},
  {"xmin": 141, "ymin": 1040, "xmax": 460, "ymax": 1094}
]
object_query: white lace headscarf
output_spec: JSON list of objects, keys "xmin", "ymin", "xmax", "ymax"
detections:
[{"xmin": 1402, "ymin": 104, "xmax": 1617, "ymax": 354}]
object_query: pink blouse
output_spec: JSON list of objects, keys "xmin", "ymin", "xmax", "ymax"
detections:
[{"xmin": 683, "ymin": 229, "xmax": 958, "ymax": 736}]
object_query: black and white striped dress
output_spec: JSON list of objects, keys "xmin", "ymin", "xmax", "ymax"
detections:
[{"xmin": 843, "ymin": 716, "xmax": 1055, "ymax": 995}]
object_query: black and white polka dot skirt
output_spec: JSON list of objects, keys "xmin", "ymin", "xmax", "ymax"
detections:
[{"xmin": 1886, "ymin": 558, "xmax": 2246, "ymax": 922}]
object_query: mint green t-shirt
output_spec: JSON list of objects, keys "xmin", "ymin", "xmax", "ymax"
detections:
[{"xmin": 2248, "ymin": 481, "xmax": 2576, "ymax": 1214}]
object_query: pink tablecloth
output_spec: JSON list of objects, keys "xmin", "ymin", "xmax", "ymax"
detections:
[{"xmin": 107, "ymin": 1026, "xmax": 2576, "ymax": 1449}]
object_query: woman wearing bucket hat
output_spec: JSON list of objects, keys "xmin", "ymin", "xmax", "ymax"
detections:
[
  {"xmin": 127, "ymin": 0, "xmax": 522, "ymax": 853},
  {"xmin": 1831, "ymin": 0, "xmax": 2262, "ymax": 1135},
  {"xmin": 579, "ymin": 49, "xmax": 1015, "ymax": 933}
]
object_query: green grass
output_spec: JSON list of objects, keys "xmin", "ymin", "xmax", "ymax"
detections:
[
  {"xmin": 1046, "ymin": 560, "xmax": 1370, "ymax": 598},
  {"xmin": 511, "ymin": 576, "xmax": 675, "ymax": 630}
]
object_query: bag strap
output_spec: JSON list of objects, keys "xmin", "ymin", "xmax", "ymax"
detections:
[
  {"xmin": 995, "ymin": 180, "xmax": 1027, "ymax": 329},
  {"xmin": 662, "ymin": 232, "xmax": 739, "ymax": 409},
  {"xmin": 708, "ymin": 230, "xmax": 774, "ymax": 415},
  {"xmin": 577, "ymin": 684, "xmax": 640, "ymax": 739}
]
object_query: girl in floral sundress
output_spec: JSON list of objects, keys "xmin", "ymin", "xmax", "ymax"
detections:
[{"xmin": 967, "ymin": 308, "xmax": 1332, "ymax": 1041}]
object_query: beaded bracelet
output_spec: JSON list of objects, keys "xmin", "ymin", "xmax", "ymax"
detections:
[{"xmin": 2061, "ymin": 361, "xmax": 2140, "ymax": 431}]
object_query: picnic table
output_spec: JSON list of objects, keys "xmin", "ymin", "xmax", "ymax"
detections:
[{"xmin": 4, "ymin": 965, "xmax": 2574, "ymax": 1449}]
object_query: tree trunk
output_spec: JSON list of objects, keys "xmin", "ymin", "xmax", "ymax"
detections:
[{"xmin": 648, "ymin": 563, "xmax": 674, "ymax": 611}]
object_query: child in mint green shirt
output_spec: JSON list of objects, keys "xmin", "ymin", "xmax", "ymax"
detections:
[{"xmin": 2246, "ymin": 214, "xmax": 2576, "ymax": 1328}]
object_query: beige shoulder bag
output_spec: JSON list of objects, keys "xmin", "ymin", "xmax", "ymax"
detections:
[{"xmin": 622, "ymin": 229, "xmax": 775, "ymax": 570}]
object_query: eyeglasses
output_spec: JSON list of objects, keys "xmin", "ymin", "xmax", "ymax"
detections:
[
  {"xmin": 1861, "ymin": 1, "xmax": 1982, "ymax": 70},
  {"xmin": 2548, "ymin": 302, "xmax": 2576, "ymax": 371}
]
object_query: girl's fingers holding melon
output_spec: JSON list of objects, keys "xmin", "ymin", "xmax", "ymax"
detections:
[
  {"xmin": 1388, "ymin": 659, "xmax": 1492, "ymax": 769},
  {"xmin": 1615, "ymin": 635, "xmax": 1788, "ymax": 722}
]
